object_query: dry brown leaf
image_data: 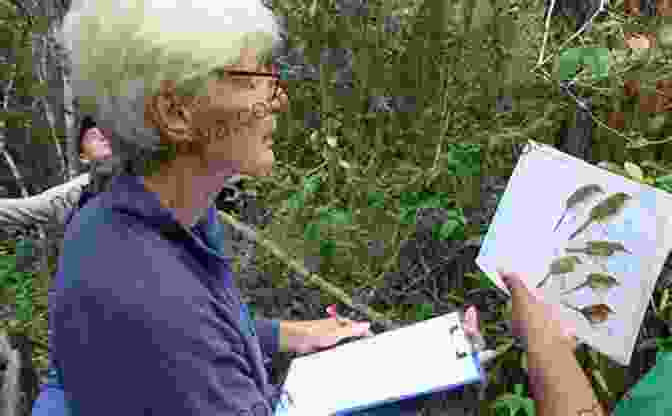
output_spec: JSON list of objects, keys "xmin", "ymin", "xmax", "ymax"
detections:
[{"xmin": 625, "ymin": 33, "xmax": 652, "ymax": 50}]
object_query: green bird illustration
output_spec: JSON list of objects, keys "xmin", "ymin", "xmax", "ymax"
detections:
[
  {"xmin": 553, "ymin": 184, "xmax": 605, "ymax": 232},
  {"xmin": 559, "ymin": 272, "xmax": 620, "ymax": 296},
  {"xmin": 536, "ymin": 256, "xmax": 583, "ymax": 289},
  {"xmin": 569, "ymin": 192, "xmax": 633, "ymax": 241},
  {"xmin": 566, "ymin": 241, "xmax": 632, "ymax": 257},
  {"xmin": 561, "ymin": 301, "xmax": 615, "ymax": 326}
]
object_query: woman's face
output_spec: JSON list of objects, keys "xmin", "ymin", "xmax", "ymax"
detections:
[
  {"xmin": 80, "ymin": 127, "xmax": 113, "ymax": 161},
  {"xmin": 200, "ymin": 48, "xmax": 288, "ymax": 177}
]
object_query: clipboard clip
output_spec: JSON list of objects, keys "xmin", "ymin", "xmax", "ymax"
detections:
[{"xmin": 450, "ymin": 309, "xmax": 488, "ymax": 360}]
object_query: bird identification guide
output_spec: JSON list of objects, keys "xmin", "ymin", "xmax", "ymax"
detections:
[
  {"xmin": 273, "ymin": 311, "xmax": 484, "ymax": 416},
  {"xmin": 476, "ymin": 140, "xmax": 672, "ymax": 366}
]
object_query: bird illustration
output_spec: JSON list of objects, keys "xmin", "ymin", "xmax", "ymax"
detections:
[
  {"xmin": 569, "ymin": 192, "xmax": 633, "ymax": 241},
  {"xmin": 559, "ymin": 272, "xmax": 620, "ymax": 296},
  {"xmin": 553, "ymin": 184, "xmax": 605, "ymax": 232},
  {"xmin": 561, "ymin": 301, "xmax": 615, "ymax": 326},
  {"xmin": 565, "ymin": 240, "xmax": 631, "ymax": 257},
  {"xmin": 536, "ymin": 255, "xmax": 583, "ymax": 289}
]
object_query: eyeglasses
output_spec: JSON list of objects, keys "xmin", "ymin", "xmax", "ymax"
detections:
[
  {"xmin": 225, "ymin": 64, "xmax": 289, "ymax": 101},
  {"xmin": 223, "ymin": 67, "xmax": 290, "ymax": 124}
]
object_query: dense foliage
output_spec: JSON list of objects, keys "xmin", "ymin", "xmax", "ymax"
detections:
[{"xmin": 2, "ymin": 0, "xmax": 672, "ymax": 414}]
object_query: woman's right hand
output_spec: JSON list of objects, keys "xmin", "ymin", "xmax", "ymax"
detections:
[{"xmin": 499, "ymin": 269, "xmax": 579, "ymax": 351}]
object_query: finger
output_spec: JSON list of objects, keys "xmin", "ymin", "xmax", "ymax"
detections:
[
  {"xmin": 498, "ymin": 269, "xmax": 522, "ymax": 291},
  {"xmin": 463, "ymin": 306, "xmax": 480, "ymax": 336},
  {"xmin": 498, "ymin": 270, "xmax": 535, "ymax": 302},
  {"xmin": 335, "ymin": 321, "xmax": 371, "ymax": 338}
]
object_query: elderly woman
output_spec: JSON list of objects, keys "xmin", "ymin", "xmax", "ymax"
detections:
[
  {"xmin": 38, "ymin": 1, "xmax": 374, "ymax": 415},
  {"xmin": 38, "ymin": 0, "xmax": 610, "ymax": 415}
]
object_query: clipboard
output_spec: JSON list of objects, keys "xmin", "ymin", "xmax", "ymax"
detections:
[{"xmin": 273, "ymin": 310, "xmax": 487, "ymax": 416}]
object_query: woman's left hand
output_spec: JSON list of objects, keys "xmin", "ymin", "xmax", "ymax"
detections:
[{"xmin": 280, "ymin": 315, "xmax": 374, "ymax": 354}]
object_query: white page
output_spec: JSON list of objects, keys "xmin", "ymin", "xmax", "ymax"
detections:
[
  {"xmin": 273, "ymin": 312, "xmax": 482, "ymax": 416},
  {"xmin": 476, "ymin": 140, "xmax": 672, "ymax": 366}
]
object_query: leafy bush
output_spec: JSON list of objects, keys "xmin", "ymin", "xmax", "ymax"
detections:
[{"xmin": 0, "ymin": 250, "xmax": 36, "ymax": 322}]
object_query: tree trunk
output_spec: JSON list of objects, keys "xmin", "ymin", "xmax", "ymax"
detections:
[
  {"xmin": 0, "ymin": 331, "xmax": 22, "ymax": 416},
  {"xmin": 558, "ymin": 85, "xmax": 593, "ymax": 162}
]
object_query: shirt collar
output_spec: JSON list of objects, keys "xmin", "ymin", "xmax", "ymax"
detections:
[{"xmin": 102, "ymin": 174, "xmax": 228, "ymax": 256}]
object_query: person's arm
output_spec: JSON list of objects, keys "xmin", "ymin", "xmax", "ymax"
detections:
[
  {"xmin": 499, "ymin": 270, "xmax": 607, "ymax": 416},
  {"xmin": 526, "ymin": 336, "xmax": 606, "ymax": 415},
  {"xmin": 0, "ymin": 173, "xmax": 90, "ymax": 228}
]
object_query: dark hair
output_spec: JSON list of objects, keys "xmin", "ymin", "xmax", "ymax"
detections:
[{"xmin": 78, "ymin": 115, "xmax": 97, "ymax": 155}]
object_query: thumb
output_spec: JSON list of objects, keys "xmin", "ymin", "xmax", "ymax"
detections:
[
  {"xmin": 498, "ymin": 269, "xmax": 524, "ymax": 293},
  {"xmin": 498, "ymin": 270, "xmax": 536, "ymax": 306}
]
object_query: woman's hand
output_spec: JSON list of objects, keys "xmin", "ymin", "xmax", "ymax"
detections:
[
  {"xmin": 499, "ymin": 269, "xmax": 579, "ymax": 351},
  {"xmin": 279, "ymin": 316, "xmax": 373, "ymax": 355}
]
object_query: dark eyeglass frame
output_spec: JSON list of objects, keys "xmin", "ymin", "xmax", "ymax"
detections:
[
  {"xmin": 224, "ymin": 69, "xmax": 288, "ymax": 102},
  {"xmin": 221, "ymin": 68, "xmax": 292, "ymax": 123}
]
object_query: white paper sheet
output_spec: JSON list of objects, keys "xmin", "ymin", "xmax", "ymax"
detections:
[
  {"xmin": 273, "ymin": 312, "xmax": 483, "ymax": 416},
  {"xmin": 476, "ymin": 140, "xmax": 672, "ymax": 366}
]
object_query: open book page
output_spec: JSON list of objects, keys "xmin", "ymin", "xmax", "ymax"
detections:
[
  {"xmin": 274, "ymin": 312, "xmax": 483, "ymax": 416},
  {"xmin": 476, "ymin": 140, "xmax": 672, "ymax": 366}
]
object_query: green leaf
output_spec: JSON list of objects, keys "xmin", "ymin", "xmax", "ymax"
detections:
[
  {"xmin": 655, "ymin": 336, "xmax": 672, "ymax": 352},
  {"xmin": 421, "ymin": 191, "xmax": 452, "ymax": 210},
  {"xmin": 319, "ymin": 239, "xmax": 336, "ymax": 257},
  {"xmin": 558, "ymin": 48, "xmax": 583, "ymax": 81},
  {"xmin": 304, "ymin": 222, "xmax": 321, "ymax": 241},
  {"xmin": 399, "ymin": 206, "xmax": 419, "ymax": 225},
  {"xmin": 434, "ymin": 219, "xmax": 460, "ymax": 240},
  {"xmin": 302, "ymin": 175, "xmax": 321, "ymax": 194},
  {"xmin": 655, "ymin": 174, "xmax": 672, "ymax": 185},
  {"xmin": 400, "ymin": 191, "xmax": 421, "ymax": 208},
  {"xmin": 558, "ymin": 48, "xmax": 609, "ymax": 81},
  {"xmin": 520, "ymin": 398, "xmax": 535, "ymax": 416},
  {"xmin": 367, "ymin": 190, "xmax": 385, "ymax": 209},
  {"xmin": 287, "ymin": 191, "xmax": 306, "ymax": 210},
  {"xmin": 318, "ymin": 208, "xmax": 352, "ymax": 226},
  {"xmin": 491, "ymin": 394, "xmax": 523, "ymax": 416},
  {"xmin": 413, "ymin": 303, "xmax": 434, "ymax": 321}
]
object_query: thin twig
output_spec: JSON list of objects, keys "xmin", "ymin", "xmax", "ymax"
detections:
[
  {"xmin": 537, "ymin": 0, "xmax": 556, "ymax": 66},
  {"xmin": 533, "ymin": 0, "xmax": 609, "ymax": 73}
]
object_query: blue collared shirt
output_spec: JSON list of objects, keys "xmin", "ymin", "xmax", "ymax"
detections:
[{"xmin": 50, "ymin": 174, "xmax": 281, "ymax": 415}]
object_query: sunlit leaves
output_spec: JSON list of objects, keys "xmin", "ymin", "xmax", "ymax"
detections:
[{"xmin": 558, "ymin": 47, "xmax": 610, "ymax": 82}]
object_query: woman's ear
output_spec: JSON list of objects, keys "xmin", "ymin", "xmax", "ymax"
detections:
[{"xmin": 145, "ymin": 80, "xmax": 194, "ymax": 146}]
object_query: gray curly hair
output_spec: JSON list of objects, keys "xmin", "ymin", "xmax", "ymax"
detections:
[{"xmin": 59, "ymin": 0, "xmax": 281, "ymax": 176}]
